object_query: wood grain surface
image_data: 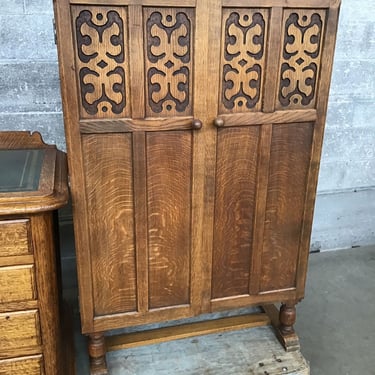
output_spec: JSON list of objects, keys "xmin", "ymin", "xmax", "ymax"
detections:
[
  {"xmin": 53, "ymin": 0, "xmax": 341, "ymax": 369},
  {"xmin": 0, "ymin": 265, "xmax": 36, "ymax": 304},
  {"xmin": 0, "ymin": 355, "xmax": 44, "ymax": 375},
  {"xmin": 147, "ymin": 131, "xmax": 192, "ymax": 308},
  {"xmin": 260, "ymin": 123, "xmax": 314, "ymax": 292},
  {"xmin": 83, "ymin": 134, "xmax": 137, "ymax": 315},
  {"xmin": 0, "ymin": 220, "xmax": 30, "ymax": 257},
  {"xmin": 0, "ymin": 310, "xmax": 41, "ymax": 355},
  {"xmin": 212, "ymin": 126, "xmax": 259, "ymax": 299}
]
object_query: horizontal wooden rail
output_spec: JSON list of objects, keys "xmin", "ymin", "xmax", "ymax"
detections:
[
  {"xmin": 106, "ymin": 313, "xmax": 271, "ymax": 352},
  {"xmin": 214, "ymin": 109, "xmax": 317, "ymax": 128}
]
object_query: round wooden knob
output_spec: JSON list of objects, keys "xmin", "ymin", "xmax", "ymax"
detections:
[
  {"xmin": 192, "ymin": 119, "xmax": 202, "ymax": 130},
  {"xmin": 214, "ymin": 118, "xmax": 225, "ymax": 128}
]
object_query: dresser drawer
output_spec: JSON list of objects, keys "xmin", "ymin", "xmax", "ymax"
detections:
[
  {"xmin": 0, "ymin": 220, "xmax": 31, "ymax": 257},
  {"xmin": 0, "ymin": 310, "xmax": 41, "ymax": 353},
  {"xmin": 0, "ymin": 355, "xmax": 44, "ymax": 375},
  {"xmin": 0, "ymin": 265, "xmax": 36, "ymax": 304}
]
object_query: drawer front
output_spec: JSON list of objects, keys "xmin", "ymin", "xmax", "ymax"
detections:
[
  {"xmin": 0, "ymin": 265, "xmax": 36, "ymax": 304},
  {"xmin": 0, "ymin": 310, "xmax": 41, "ymax": 352},
  {"xmin": 0, "ymin": 220, "xmax": 31, "ymax": 257},
  {"xmin": 0, "ymin": 355, "xmax": 43, "ymax": 375}
]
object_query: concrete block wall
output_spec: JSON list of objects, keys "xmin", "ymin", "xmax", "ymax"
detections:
[
  {"xmin": 0, "ymin": 0, "xmax": 65, "ymax": 149},
  {"xmin": 0, "ymin": 0, "xmax": 374, "ymax": 251}
]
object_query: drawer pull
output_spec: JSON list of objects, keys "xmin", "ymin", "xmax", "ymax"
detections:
[
  {"xmin": 214, "ymin": 117, "xmax": 225, "ymax": 128},
  {"xmin": 191, "ymin": 119, "xmax": 202, "ymax": 130}
]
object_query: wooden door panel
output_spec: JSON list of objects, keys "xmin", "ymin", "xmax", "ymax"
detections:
[
  {"xmin": 144, "ymin": 7, "xmax": 194, "ymax": 118},
  {"xmin": 71, "ymin": 6, "xmax": 131, "ymax": 119},
  {"xmin": 82, "ymin": 134, "xmax": 137, "ymax": 315},
  {"xmin": 212, "ymin": 126, "xmax": 259, "ymax": 299},
  {"xmin": 260, "ymin": 123, "xmax": 314, "ymax": 292},
  {"xmin": 147, "ymin": 131, "xmax": 192, "ymax": 309},
  {"xmin": 219, "ymin": 8, "xmax": 269, "ymax": 114},
  {"xmin": 276, "ymin": 9, "xmax": 327, "ymax": 110}
]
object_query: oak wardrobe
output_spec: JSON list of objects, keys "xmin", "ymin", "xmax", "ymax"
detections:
[{"xmin": 53, "ymin": 0, "xmax": 340, "ymax": 373}]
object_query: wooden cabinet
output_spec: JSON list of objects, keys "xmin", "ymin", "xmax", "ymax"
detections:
[
  {"xmin": 0, "ymin": 132, "xmax": 69, "ymax": 375},
  {"xmin": 53, "ymin": 0, "xmax": 340, "ymax": 373}
]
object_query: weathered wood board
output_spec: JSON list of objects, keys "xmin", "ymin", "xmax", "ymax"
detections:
[{"xmin": 106, "ymin": 326, "xmax": 309, "ymax": 375}]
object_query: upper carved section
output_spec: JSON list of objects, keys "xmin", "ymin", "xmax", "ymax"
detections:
[
  {"xmin": 220, "ymin": 9, "xmax": 268, "ymax": 114},
  {"xmin": 278, "ymin": 10, "xmax": 325, "ymax": 109},
  {"xmin": 145, "ymin": 8, "xmax": 193, "ymax": 117},
  {"xmin": 74, "ymin": 7, "xmax": 130, "ymax": 118}
]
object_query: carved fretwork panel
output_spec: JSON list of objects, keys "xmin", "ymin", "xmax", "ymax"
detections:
[
  {"xmin": 72, "ymin": 6, "xmax": 130, "ymax": 119},
  {"xmin": 144, "ymin": 8, "xmax": 194, "ymax": 117},
  {"xmin": 219, "ymin": 9, "xmax": 268, "ymax": 114},
  {"xmin": 277, "ymin": 9, "xmax": 326, "ymax": 110}
]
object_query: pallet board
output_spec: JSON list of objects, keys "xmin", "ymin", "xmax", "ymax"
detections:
[{"xmin": 105, "ymin": 326, "xmax": 309, "ymax": 375}]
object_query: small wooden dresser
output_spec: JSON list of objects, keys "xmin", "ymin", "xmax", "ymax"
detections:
[{"xmin": 0, "ymin": 132, "xmax": 69, "ymax": 375}]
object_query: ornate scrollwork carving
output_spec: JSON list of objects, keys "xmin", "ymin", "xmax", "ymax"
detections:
[
  {"xmin": 221, "ymin": 11, "xmax": 266, "ymax": 113},
  {"xmin": 279, "ymin": 11, "xmax": 324, "ymax": 108},
  {"xmin": 76, "ymin": 9, "xmax": 127, "ymax": 116},
  {"xmin": 145, "ymin": 10, "xmax": 192, "ymax": 116}
]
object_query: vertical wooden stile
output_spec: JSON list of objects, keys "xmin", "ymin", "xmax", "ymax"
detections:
[
  {"xmin": 248, "ymin": 7, "xmax": 282, "ymax": 295},
  {"xmin": 296, "ymin": 4, "xmax": 341, "ymax": 298},
  {"xmin": 128, "ymin": 5, "xmax": 149, "ymax": 314}
]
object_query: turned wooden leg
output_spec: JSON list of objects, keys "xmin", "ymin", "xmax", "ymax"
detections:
[
  {"xmin": 279, "ymin": 302, "xmax": 296, "ymax": 335},
  {"xmin": 88, "ymin": 333, "xmax": 108, "ymax": 375},
  {"xmin": 262, "ymin": 303, "xmax": 300, "ymax": 352}
]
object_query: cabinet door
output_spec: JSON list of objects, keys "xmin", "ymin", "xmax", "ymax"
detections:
[
  {"xmin": 209, "ymin": 1, "xmax": 339, "ymax": 310},
  {"xmin": 55, "ymin": 0, "xmax": 209, "ymax": 332}
]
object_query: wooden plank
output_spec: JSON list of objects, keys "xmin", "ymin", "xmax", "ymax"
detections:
[
  {"xmin": 0, "ymin": 131, "xmax": 51, "ymax": 149},
  {"xmin": 0, "ymin": 301, "xmax": 38, "ymax": 313},
  {"xmin": 0, "ymin": 255, "xmax": 34, "ymax": 267},
  {"xmin": 132, "ymin": 132, "xmax": 149, "ymax": 314},
  {"xmin": 212, "ymin": 126, "xmax": 259, "ymax": 299},
  {"xmin": 94, "ymin": 305, "xmax": 192, "ymax": 332},
  {"xmin": 296, "ymin": 4, "xmax": 341, "ymax": 300},
  {"xmin": 192, "ymin": 0, "xmax": 220, "ymax": 313},
  {"xmin": 189, "ymin": 0, "xmax": 210, "ymax": 316},
  {"xmin": 80, "ymin": 116, "xmax": 195, "ymax": 133},
  {"xmin": 54, "ymin": 0, "xmax": 95, "ymax": 333},
  {"xmin": 147, "ymin": 131, "xmax": 192, "ymax": 309},
  {"xmin": 82, "ymin": 134, "xmax": 137, "ymax": 315},
  {"xmin": 210, "ymin": 289, "xmax": 296, "ymax": 311},
  {"xmin": 0, "ymin": 355, "xmax": 44, "ymax": 375},
  {"xmin": 260, "ymin": 123, "xmax": 314, "ymax": 292},
  {"xmin": 263, "ymin": 7, "xmax": 283, "ymax": 112},
  {"xmin": 105, "ymin": 323, "xmax": 309, "ymax": 374},
  {"xmin": 70, "ymin": 0, "xmax": 196, "ymax": 6},
  {"xmin": 249, "ymin": 124, "xmax": 272, "ymax": 294},
  {"xmin": 128, "ymin": 5, "xmax": 145, "ymax": 119},
  {"xmin": 215, "ymin": 109, "xmax": 317, "ymax": 127},
  {"xmin": 30, "ymin": 213, "xmax": 63, "ymax": 374},
  {"xmin": 106, "ymin": 313, "xmax": 271, "ymax": 352},
  {"xmin": 222, "ymin": 0, "xmax": 332, "ymax": 7}
]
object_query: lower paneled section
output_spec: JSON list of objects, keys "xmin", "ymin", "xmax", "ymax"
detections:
[
  {"xmin": 212, "ymin": 126, "xmax": 260, "ymax": 299},
  {"xmin": 0, "ymin": 355, "xmax": 44, "ymax": 375},
  {"xmin": 83, "ymin": 134, "xmax": 137, "ymax": 315},
  {"xmin": 147, "ymin": 131, "xmax": 192, "ymax": 309},
  {"xmin": 260, "ymin": 123, "xmax": 314, "ymax": 292}
]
